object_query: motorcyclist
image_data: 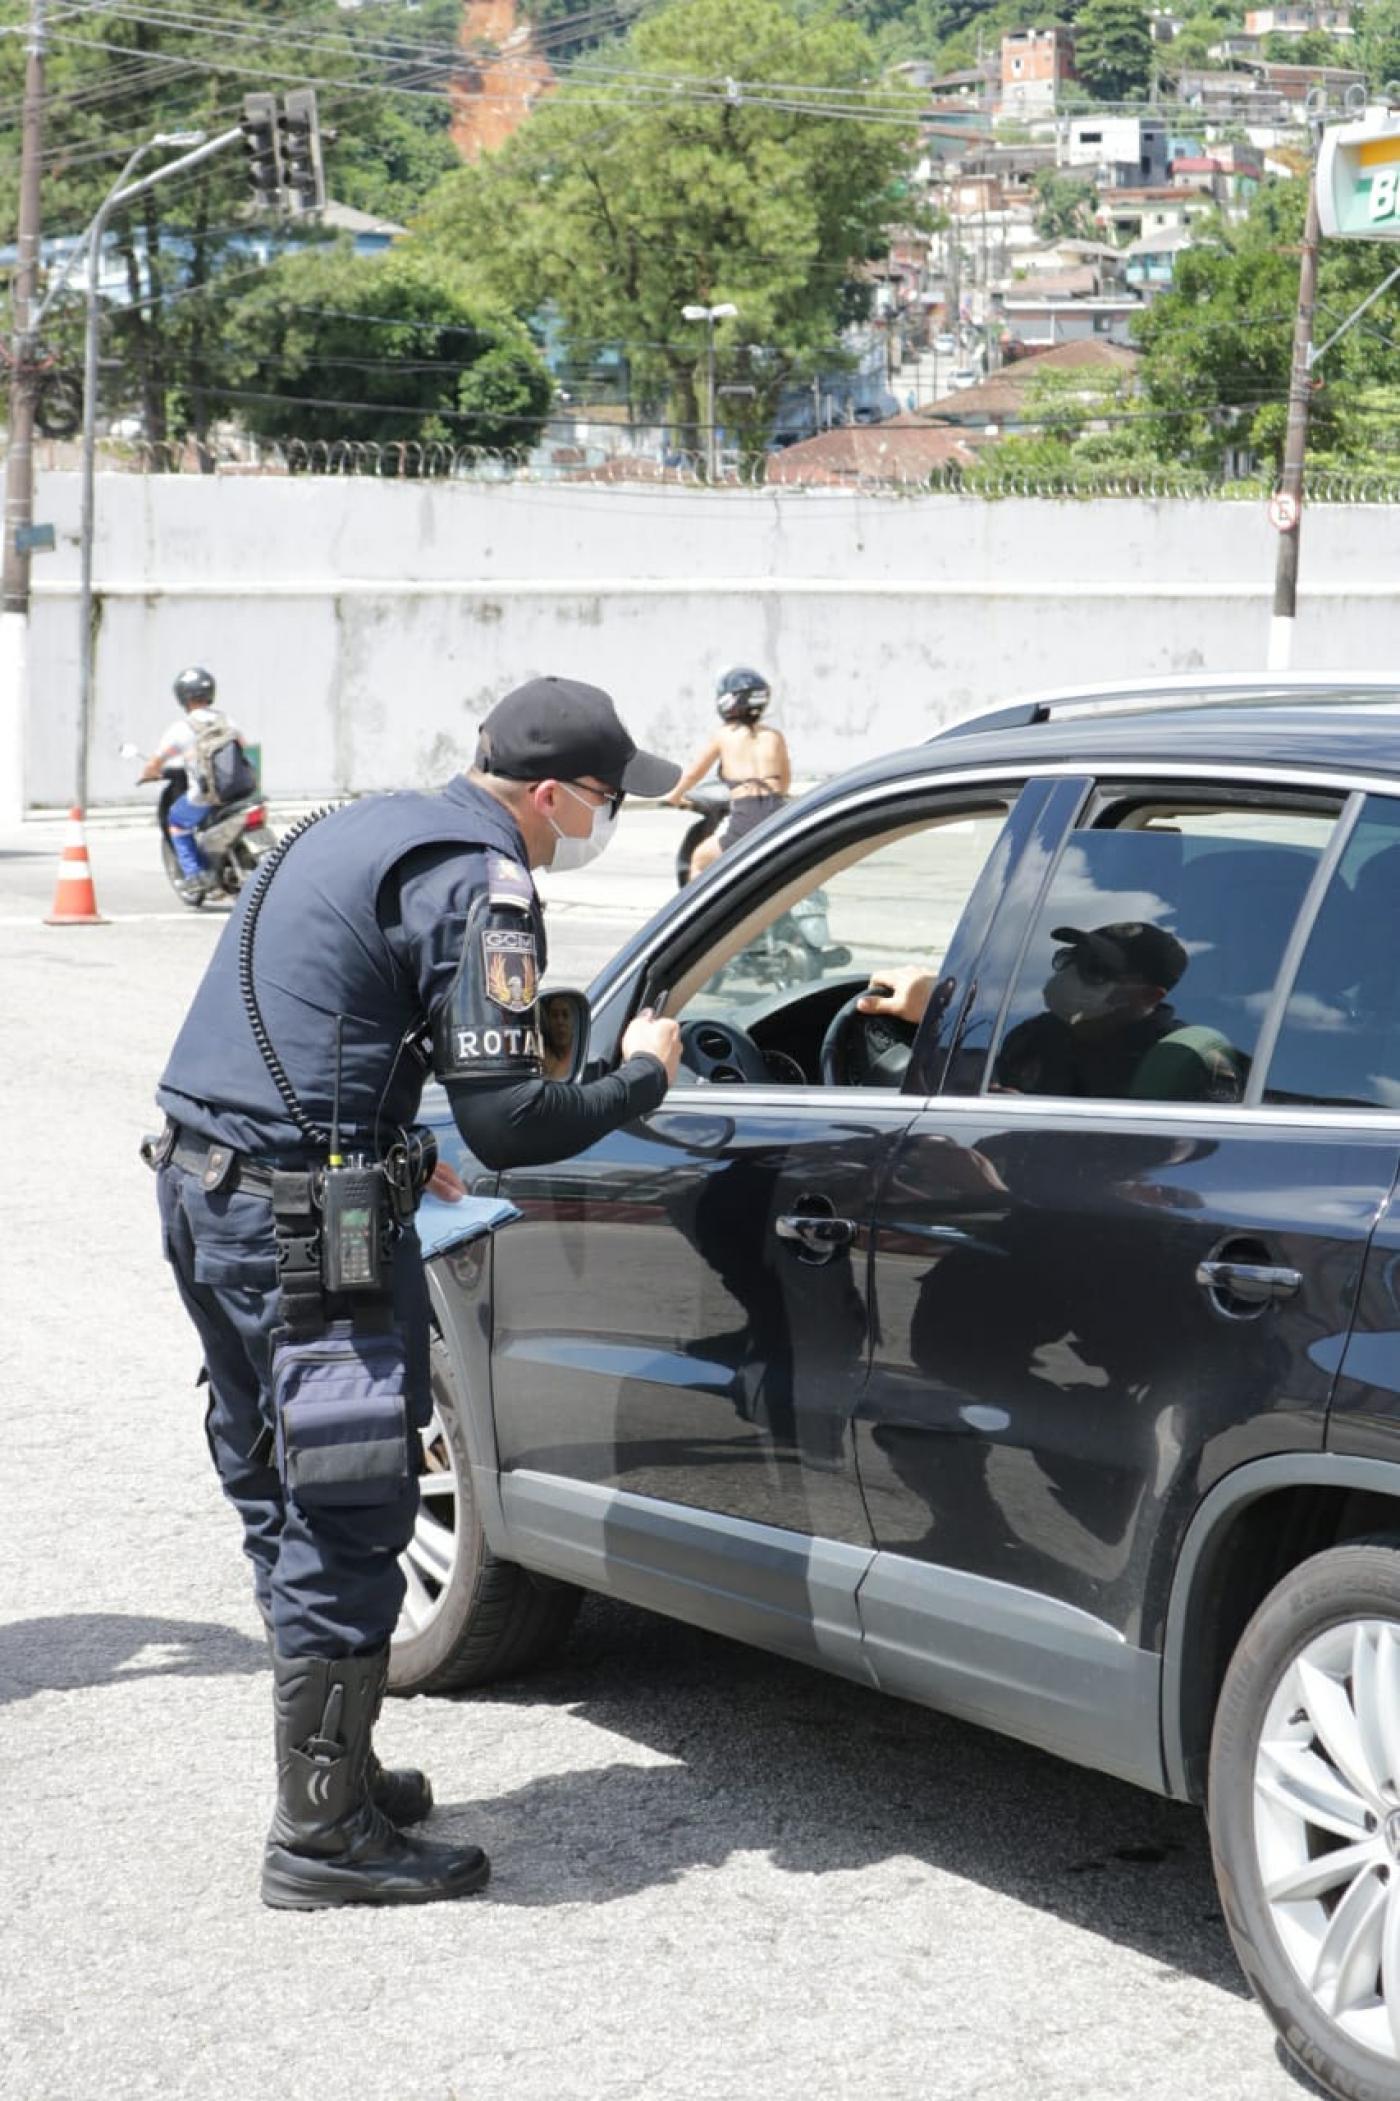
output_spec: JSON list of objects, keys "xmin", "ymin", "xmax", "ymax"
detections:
[
  {"xmin": 138, "ymin": 666, "xmax": 254, "ymax": 893},
  {"xmin": 665, "ymin": 668, "xmax": 792, "ymax": 881}
]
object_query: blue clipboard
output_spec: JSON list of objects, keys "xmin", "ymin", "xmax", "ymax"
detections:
[{"xmin": 417, "ymin": 1191, "xmax": 522, "ymax": 1260}]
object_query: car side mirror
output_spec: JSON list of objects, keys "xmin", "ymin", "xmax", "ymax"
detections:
[{"xmin": 539, "ymin": 988, "xmax": 591, "ymax": 1083}]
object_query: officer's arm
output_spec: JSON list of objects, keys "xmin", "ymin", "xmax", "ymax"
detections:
[
  {"xmin": 390, "ymin": 844, "xmax": 670, "ymax": 1174},
  {"xmin": 430, "ymin": 889, "xmax": 668, "ymax": 1169},
  {"xmin": 444, "ymin": 1057, "xmax": 669, "ymax": 1172}
]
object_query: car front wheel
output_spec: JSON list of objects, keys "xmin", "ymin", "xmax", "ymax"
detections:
[
  {"xmin": 389, "ymin": 1330, "xmax": 580, "ymax": 1695},
  {"xmin": 1209, "ymin": 1541, "xmax": 1400, "ymax": 2100}
]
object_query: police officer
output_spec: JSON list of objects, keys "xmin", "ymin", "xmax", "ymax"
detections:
[{"xmin": 152, "ymin": 676, "xmax": 681, "ymax": 1910}]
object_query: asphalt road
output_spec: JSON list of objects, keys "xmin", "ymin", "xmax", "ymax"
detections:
[{"xmin": 0, "ymin": 807, "xmax": 1317, "ymax": 2101}]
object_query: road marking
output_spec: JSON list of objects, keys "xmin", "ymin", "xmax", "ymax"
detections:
[{"xmin": 0, "ymin": 911, "xmax": 224, "ymax": 927}]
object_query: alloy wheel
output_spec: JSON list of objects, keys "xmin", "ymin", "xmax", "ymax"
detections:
[
  {"xmin": 397, "ymin": 1403, "xmax": 460, "ymax": 1637},
  {"xmin": 1254, "ymin": 1617, "xmax": 1400, "ymax": 2061}
]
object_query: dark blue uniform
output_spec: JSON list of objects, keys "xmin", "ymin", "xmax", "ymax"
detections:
[{"xmin": 155, "ymin": 775, "xmax": 666, "ymax": 1658}]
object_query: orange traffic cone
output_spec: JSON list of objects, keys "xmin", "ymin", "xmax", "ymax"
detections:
[{"xmin": 45, "ymin": 807, "xmax": 106, "ymax": 926}]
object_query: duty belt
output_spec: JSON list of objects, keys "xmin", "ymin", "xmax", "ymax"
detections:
[
  {"xmin": 145, "ymin": 1121, "xmax": 332, "ymax": 1338},
  {"xmin": 145, "ymin": 1118, "xmax": 297, "ymax": 1199}
]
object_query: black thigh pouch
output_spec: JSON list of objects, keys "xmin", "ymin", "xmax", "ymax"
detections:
[{"xmin": 272, "ymin": 1321, "xmax": 412, "ymax": 1510}]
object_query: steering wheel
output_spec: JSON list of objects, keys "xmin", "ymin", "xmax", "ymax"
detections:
[
  {"xmin": 679, "ymin": 1017, "xmax": 771, "ymax": 1086},
  {"xmin": 820, "ymin": 989, "xmax": 918, "ymax": 1088}
]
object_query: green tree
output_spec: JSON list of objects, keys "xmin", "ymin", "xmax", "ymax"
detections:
[
  {"xmin": 1132, "ymin": 179, "xmax": 1400, "ymax": 471},
  {"xmin": 1262, "ymin": 26, "xmax": 1344, "ymax": 62},
  {"xmin": 0, "ymin": 0, "xmax": 464, "ymax": 456},
  {"xmin": 1074, "ymin": 0, "xmax": 1154, "ymax": 99},
  {"xmin": 1031, "ymin": 168, "xmax": 1098, "ymax": 240},
  {"xmin": 420, "ymin": 0, "xmax": 921, "ymax": 467},
  {"xmin": 1358, "ymin": 0, "xmax": 1400, "ymax": 90},
  {"xmin": 1164, "ymin": 11, "xmax": 1233, "ymax": 69},
  {"xmin": 214, "ymin": 244, "xmax": 553, "ymax": 455}
]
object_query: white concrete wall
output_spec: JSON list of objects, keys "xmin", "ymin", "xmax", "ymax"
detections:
[{"xmin": 21, "ymin": 470, "xmax": 1400, "ymax": 808}]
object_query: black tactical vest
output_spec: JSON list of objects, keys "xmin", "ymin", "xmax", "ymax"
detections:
[{"xmin": 157, "ymin": 778, "xmax": 535, "ymax": 1156}]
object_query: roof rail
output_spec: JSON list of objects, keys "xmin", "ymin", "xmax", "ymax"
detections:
[{"xmin": 934, "ymin": 672, "xmax": 1400, "ymax": 741}]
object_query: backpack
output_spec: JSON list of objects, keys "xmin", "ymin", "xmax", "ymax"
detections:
[{"xmin": 191, "ymin": 709, "xmax": 256, "ymax": 804}]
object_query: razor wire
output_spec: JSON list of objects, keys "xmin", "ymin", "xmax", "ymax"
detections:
[{"xmin": 34, "ymin": 436, "xmax": 1400, "ymax": 504}]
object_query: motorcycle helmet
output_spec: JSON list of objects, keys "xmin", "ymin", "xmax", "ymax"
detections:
[
  {"xmin": 173, "ymin": 665, "xmax": 216, "ymax": 708},
  {"xmin": 716, "ymin": 666, "xmax": 770, "ymax": 723}
]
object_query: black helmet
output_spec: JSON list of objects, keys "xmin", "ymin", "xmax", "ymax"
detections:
[
  {"xmin": 716, "ymin": 665, "xmax": 770, "ymax": 722},
  {"xmin": 173, "ymin": 665, "xmax": 215, "ymax": 708}
]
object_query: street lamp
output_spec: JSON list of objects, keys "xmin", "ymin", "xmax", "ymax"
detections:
[{"xmin": 681, "ymin": 300, "xmax": 737, "ymax": 482}]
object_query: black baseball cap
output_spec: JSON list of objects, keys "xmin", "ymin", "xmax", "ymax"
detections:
[
  {"xmin": 477, "ymin": 676, "xmax": 680, "ymax": 799},
  {"xmin": 1051, "ymin": 921, "xmax": 1189, "ymax": 991}
]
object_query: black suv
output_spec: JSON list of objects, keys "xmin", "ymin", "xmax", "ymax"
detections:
[{"xmin": 400, "ymin": 677, "xmax": 1400, "ymax": 2101}]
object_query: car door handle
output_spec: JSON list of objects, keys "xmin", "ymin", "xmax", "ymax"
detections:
[
  {"xmin": 1195, "ymin": 1259, "xmax": 1302, "ymax": 1305},
  {"xmin": 775, "ymin": 1214, "xmax": 857, "ymax": 1254}
]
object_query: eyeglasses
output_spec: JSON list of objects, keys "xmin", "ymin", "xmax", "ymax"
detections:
[
  {"xmin": 1050, "ymin": 946, "xmax": 1121, "ymax": 989},
  {"xmin": 564, "ymin": 780, "xmax": 625, "ymax": 820}
]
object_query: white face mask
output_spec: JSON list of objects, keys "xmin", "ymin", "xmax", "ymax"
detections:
[
  {"xmin": 548, "ymin": 783, "xmax": 619, "ymax": 872},
  {"xmin": 1042, "ymin": 964, "xmax": 1121, "ymax": 1027}
]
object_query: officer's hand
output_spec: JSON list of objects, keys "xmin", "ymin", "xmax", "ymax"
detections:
[
  {"xmin": 622, "ymin": 1008, "xmax": 681, "ymax": 1083},
  {"xmin": 426, "ymin": 1160, "xmax": 466, "ymax": 1203},
  {"xmin": 857, "ymin": 966, "xmax": 935, "ymax": 1026}
]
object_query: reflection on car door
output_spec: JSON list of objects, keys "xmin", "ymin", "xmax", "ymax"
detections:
[
  {"xmin": 489, "ymin": 1094, "xmax": 914, "ymax": 1679},
  {"xmin": 856, "ymin": 779, "xmax": 1400, "ymax": 1784},
  {"xmin": 491, "ymin": 1097, "xmax": 909, "ymax": 1546}
]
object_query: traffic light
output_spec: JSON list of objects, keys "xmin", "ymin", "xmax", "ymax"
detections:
[
  {"xmin": 240, "ymin": 91, "xmax": 283, "ymax": 212},
  {"xmin": 279, "ymin": 88, "xmax": 325, "ymax": 218}
]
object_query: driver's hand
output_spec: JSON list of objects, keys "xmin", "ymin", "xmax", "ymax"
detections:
[
  {"xmin": 425, "ymin": 1160, "xmax": 466, "ymax": 1203},
  {"xmin": 622, "ymin": 1008, "xmax": 681, "ymax": 1083},
  {"xmin": 857, "ymin": 967, "xmax": 935, "ymax": 1026}
]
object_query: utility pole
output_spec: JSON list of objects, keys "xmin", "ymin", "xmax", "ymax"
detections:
[
  {"xmin": 3, "ymin": 0, "xmax": 46, "ymax": 619},
  {"xmin": 1268, "ymin": 142, "xmax": 1323, "ymax": 672}
]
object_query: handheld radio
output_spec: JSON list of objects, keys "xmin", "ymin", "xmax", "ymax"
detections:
[{"xmin": 320, "ymin": 1016, "xmax": 389, "ymax": 1296}]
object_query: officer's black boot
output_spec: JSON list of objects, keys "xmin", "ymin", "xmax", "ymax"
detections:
[
  {"xmin": 366, "ymin": 1690, "xmax": 434, "ymax": 1829},
  {"xmin": 261, "ymin": 1650, "xmax": 489, "ymax": 1911},
  {"xmin": 261, "ymin": 1624, "xmax": 432, "ymax": 1827}
]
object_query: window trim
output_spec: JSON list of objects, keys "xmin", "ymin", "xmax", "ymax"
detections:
[{"xmin": 1242, "ymin": 790, "xmax": 1363, "ymax": 1107}]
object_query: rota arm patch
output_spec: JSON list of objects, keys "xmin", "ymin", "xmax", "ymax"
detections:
[{"xmin": 431, "ymin": 865, "xmax": 545, "ymax": 1085}]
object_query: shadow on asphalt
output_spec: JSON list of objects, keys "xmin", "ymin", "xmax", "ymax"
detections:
[
  {"xmin": 434, "ymin": 1594, "xmax": 1248, "ymax": 1999},
  {"xmin": 0, "ymin": 1613, "xmax": 265, "ymax": 1705}
]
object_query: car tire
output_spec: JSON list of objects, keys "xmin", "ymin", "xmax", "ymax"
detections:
[
  {"xmin": 389, "ymin": 1330, "xmax": 580, "ymax": 1696},
  {"xmin": 1208, "ymin": 1540, "xmax": 1400, "ymax": 2101}
]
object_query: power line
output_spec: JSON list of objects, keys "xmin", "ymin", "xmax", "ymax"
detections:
[{"xmin": 42, "ymin": 13, "xmax": 925, "ymax": 126}]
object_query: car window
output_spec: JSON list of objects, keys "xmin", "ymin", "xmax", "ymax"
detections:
[
  {"xmin": 985, "ymin": 792, "xmax": 1341, "ymax": 1104},
  {"xmin": 676, "ymin": 803, "xmax": 1012, "ymax": 1032},
  {"xmin": 1265, "ymin": 795, "xmax": 1400, "ymax": 1110}
]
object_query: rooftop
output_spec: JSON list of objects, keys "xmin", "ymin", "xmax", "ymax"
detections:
[
  {"xmin": 765, "ymin": 417, "xmax": 988, "ymax": 486},
  {"xmin": 1125, "ymin": 223, "xmax": 1199, "ymax": 256},
  {"xmin": 918, "ymin": 339, "xmax": 1140, "ymax": 422}
]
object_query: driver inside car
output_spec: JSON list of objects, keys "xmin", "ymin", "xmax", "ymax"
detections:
[{"xmin": 857, "ymin": 922, "xmax": 1242, "ymax": 1102}]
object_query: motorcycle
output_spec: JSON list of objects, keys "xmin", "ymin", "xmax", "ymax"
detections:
[
  {"xmin": 123, "ymin": 743, "xmax": 275, "ymax": 907},
  {"xmin": 672, "ymin": 782, "xmax": 851, "ymax": 987}
]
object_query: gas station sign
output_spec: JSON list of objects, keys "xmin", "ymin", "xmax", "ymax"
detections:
[{"xmin": 1318, "ymin": 115, "xmax": 1400, "ymax": 238}]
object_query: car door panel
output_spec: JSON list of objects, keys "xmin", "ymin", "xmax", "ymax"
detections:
[
  {"xmin": 861, "ymin": 1099, "xmax": 1394, "ymax": 1654},
  {"xmin": 492, "ymin": 1096, "xmax": 916, "ymax": 1545}
]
